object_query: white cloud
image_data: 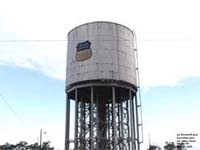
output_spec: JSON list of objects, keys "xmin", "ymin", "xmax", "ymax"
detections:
[
  {"xmin": 0, "ymin": 39, "xmax": 67, "ymax": 80},
  {"xmin": 138, "ymin": 39, "xmax": 200, "ymax": 87},
  {"xmin": 0, "ymin": 0, "xmax": 200, "ymax": 88}
]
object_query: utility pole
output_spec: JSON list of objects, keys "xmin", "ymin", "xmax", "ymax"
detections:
[
  {"xmin": 40, "ymin": 129, "xmax": 42, "ymax": 149},
  {"xmin": 40, "ymin": 129, "xmax": 46, "ymax": 149}
]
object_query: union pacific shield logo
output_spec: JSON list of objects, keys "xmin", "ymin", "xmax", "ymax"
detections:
[{"xmin": 76, "ymin": 40, "xmax": 92, "ymax": 61}]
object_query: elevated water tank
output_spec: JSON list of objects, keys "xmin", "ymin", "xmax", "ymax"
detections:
[
  {"xmin": 65, "ymin": 21, "xmax": 142, "ymax": 150},
  {"xmin": 67, "ymin": 21, "xmax": 137, "ymax": 88}
]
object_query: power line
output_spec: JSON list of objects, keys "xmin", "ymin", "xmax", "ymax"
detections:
[
  {"xmin": 0, "ymin": 93, "xmax": 22, "ymax": 122},
  {"xmin": 0, "ymin": 39, "xmax": 133, "ymax": 43},
  {"xmin": 0, "ymin": 40, "xmax": 67, "ymax": 42}
]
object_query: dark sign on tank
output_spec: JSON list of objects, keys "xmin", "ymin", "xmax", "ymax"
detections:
[
  {"xmin": 76, "ymin": 40, "xmax": 92, "ymax": 61},
  {"xmin": 76, "ymin": 41, "xmax": 91, "ymax": 52}
]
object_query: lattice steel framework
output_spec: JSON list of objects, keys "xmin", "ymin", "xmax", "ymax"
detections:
[{"xmin": 65, "ymin": 82, "xmax": 142, "ymax": 150}]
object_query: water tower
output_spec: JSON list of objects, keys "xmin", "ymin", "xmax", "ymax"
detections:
[{"xmin": 65, "ymin": 21, "xmax": 143, "ymax": 150}]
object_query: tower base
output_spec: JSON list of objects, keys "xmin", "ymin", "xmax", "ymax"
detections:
[{"xmin": 65, "ymin": 80, "xmax": 141, "ymax": 150}]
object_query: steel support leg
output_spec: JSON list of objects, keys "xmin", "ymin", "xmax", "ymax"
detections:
[
  {"xmin": 130, "ymin": 90, "xmax": 136, "ymax": 150},
  {"xmin": 90, "ymin": 86, "xmax": 94, "ymax": 150},
  {"xmin": 65, "ymin": 94, "xmax": 70, "ymax": 150},
  {"xmin": 74, "ymin": 89, "xmax": 78, "ymax": 149},
  {"xmin": 112, "ymin": 87, "xmax": 117, "ymax": 150}
]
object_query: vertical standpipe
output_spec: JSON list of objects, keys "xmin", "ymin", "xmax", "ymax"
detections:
[{"xmin": 65, "ymin": 21, "xmax": 142, "ymax": 150}]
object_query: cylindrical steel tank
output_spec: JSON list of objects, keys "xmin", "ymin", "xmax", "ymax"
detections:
[
  {"xmin": 65, "ymin": 21, "xmax": 142, "ymax": 150},
  {"xmin": 67, "ymin": 21, "xmax": 137, "ymax": 88}
]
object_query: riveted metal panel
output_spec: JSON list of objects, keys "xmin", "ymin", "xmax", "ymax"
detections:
[{"xmin": 67, "ymin": 21, "xmax": 137, "ymax": 87}]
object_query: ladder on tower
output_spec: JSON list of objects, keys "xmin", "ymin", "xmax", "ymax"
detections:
[{"xmin": 133, "ymin": 30, "xmax": 144, "ymax": 147}]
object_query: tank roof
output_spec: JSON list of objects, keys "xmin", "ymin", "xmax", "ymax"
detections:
[{"xmin": 68, "ymin": 21, "xmax": 133, "ymax": 36}]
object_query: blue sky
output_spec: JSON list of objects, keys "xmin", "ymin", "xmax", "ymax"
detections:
[
  {"xmin": 0, "ymin": 0, "xmax": 200, "ymax": 149},
  {"xmin": 0, "ymin": 66, "xmax": 66, "ymax": 148},
  {"xmin": 142, "ymin": 78, "xmax": 200, "ymax": 149}
]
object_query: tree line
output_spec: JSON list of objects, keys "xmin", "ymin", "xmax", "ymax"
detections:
[
  {"xmin": 148, "ymin": 141, "xmax": 186, "ymax": 150},
  {"xmin": 0, "ymin": 140, "xmax": 186, "ymax": 150},
  {"xmin": 0, "ymin": 141, "xmax": 54, "ymax": 150}
]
